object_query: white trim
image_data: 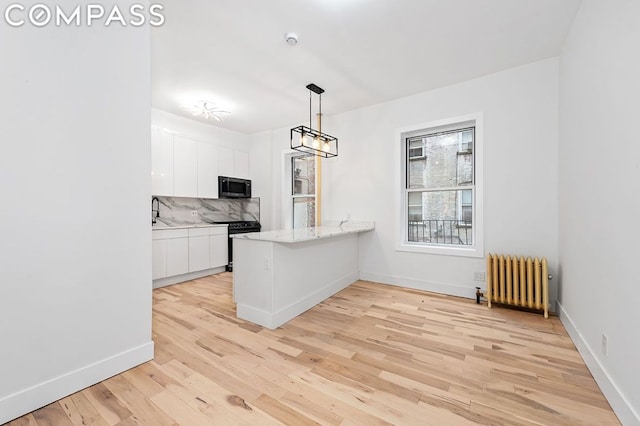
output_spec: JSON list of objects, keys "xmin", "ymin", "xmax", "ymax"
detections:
[
  {"xmin": 395, "ymin": 112, "xmax": 484, "ymax": 258},
  {"xmin": 153, "ymin": 267, "xmax": 226, "ymax": 289},
  {"xmin": 0, "ymin": 342, "xmax": 154, "ymax": 425},
  {"xmin": 237, "ymin": 270, "xmax": 359, "ymax": 329},
  {"xmin": 359, "ymin": 271, "xmax": 475, "ymax": 300},
  {"xmin": 282, "ymin": 150, "xmax": 317, "ymax": 230},
  {"xmin": 557, "ymin": 303, "xmax": 638, "ymax": 425}
]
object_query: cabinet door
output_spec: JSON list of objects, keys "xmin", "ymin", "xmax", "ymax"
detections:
[
  {"xmin": 173, "ymin": 136, "xmax": 198, "ymax": 197},
  {"xmin": 166, "ymin": 237, "xmax": 189, "ymax": 276},
  {"xmin": 197, "ymin": 143, "xmax": 218, "ymax": 198},
  {"xmin": 234, "ymin": 150, "xmax": 249, "ymax": 179},
  {"xmin": 210, "ymin": 234, "xmax": 229, "ymax": 268},
  {"xmin": 218, "ymin": 146, "xmax": 234, "ymax": 177},
  {"xmin": 188, "ymin": 235, "xmax": 210, "ymax": 272},
  {"xmin": 152, "ymin": 239, "xmax": 167, "ymax": 280},
  {"xmin": 151, "ymin": 128, "xmax": 174, "ymax": 196}
]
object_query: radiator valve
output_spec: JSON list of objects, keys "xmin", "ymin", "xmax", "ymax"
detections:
[{"xmin": 475, "ymin": 287, "xmax": 484, "ymax": 304}]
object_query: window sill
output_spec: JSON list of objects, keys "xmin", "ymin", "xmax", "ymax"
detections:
[{"xmin": 396, "ymin": 242, "xmax": 483, "ymax": 258}]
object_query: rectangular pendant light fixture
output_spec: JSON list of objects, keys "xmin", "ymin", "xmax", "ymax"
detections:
[{"xmin": 290, "ymin": 84, "xmax": 338, "ymax": 158}]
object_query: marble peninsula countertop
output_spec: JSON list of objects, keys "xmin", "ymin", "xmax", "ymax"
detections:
[{"xmin": 231, "ymin": 221, "xmax": 374, "ymax": 243}]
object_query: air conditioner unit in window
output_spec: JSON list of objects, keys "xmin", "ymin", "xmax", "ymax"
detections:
[{"xmin": 409, "ymin": 147, "xmax": 425, "ymax": 159}]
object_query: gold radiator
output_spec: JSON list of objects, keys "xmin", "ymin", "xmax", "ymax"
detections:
[{"xmin": 486, "ymin": 253, "xmax": 549, "ymax": 318}]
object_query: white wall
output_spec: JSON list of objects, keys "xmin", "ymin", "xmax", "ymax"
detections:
[
  {"xmin": 249, "ymin": 131, "xmax": 274, "ymax": 231},
  {"xmin": 558, "ymin": 1, "xmax": 640, "ymax": 423},
  {"xmin": 0, "ymin": 11, "xmax": 153, "ymax": 424},
  {"xmin": 258, "ymin": 58, "xmax": 559, "ymax": 305}
]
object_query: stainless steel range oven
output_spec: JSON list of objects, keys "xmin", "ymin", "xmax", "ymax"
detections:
[{"xmin": 214, "ymin": 220, "xmax": 261, "ymax": 271}]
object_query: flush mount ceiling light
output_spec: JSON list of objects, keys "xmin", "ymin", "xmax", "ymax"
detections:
[
  {"xmin": 185, "ymin": 101, "xmax": 231, "ymax": 122},
  {"xmin": 290, "ymin": 83, "xmax": 338, "ymax": 158}
]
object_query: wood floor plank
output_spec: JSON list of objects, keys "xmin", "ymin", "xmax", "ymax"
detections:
[
  {"xmin": 83, "ymin": 382, "xmax": 133, "ymax": 425},
  {"xmin": 5, "ymin": 414, "xmax": 38, "ymax": 426},
  {"xmin": 7, "ymin": 273, "xmax": 620, "ymax": 426},
  {"xmin": 31, "ymin": 402, "xmax": 74, "ymax": 426},
  {"xmin": 59, "ymin": 392, "xmax": 110, "ymax": 426},
  {"xmin": 102, "ymin": 375, "xmax": 177, "ymax": 426}
]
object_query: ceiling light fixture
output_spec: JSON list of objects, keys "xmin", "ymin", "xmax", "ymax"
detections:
[
  {"xmin": 290, "ymin": 83, "xmax": 338, "ymax": 158},
  {"xmin": 187, "ymin": 101, "xmax": 231, "ymax": 122}
]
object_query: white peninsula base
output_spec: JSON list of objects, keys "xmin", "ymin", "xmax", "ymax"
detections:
[{"xmin": 232, "ymin": 222, "xmax": 374, "ymax": 329}]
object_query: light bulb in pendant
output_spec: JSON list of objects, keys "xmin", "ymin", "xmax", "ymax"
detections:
[
  {"xmin": 323, "ymin": 141, "xmax": 330, "ymax": 152},
  {"xmin": 300, "ymin": 134, "xmax": 306, "ymax": 146},
  {"xmin": 313, "ymin": 137, "xmax": 320, "ymax": 149}
]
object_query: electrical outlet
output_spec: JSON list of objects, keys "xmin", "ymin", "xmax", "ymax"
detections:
[
  {"xmin": 473, "ymin": 272, "xmax": 485, "ymax": 282},
  {"xmin": 263, "ymin": 257, "xmax": 271, "ymax": 270},
  {"xmin": 601, "ymin": 334, "xmax": 608, "ymax": 357},
  {"xmin": 191, "ymin": 210, "xmax": 198, "ymax": 216}
]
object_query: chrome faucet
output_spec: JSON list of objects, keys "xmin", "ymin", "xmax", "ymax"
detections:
[
  {"xmin": 152, "ymin": 197, "xmax": 160, "ymax": 224},
  {"xmin": 339, "ymin": 218, "xmax": 349, "ymax": 227}
]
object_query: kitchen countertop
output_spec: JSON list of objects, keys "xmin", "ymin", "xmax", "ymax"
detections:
[
  {"xmin": 231, "ymin": 221, "xmax": 374, "ymax": 243},
  {"xmin": 152, "ymin": 223, "xmax": 228, "ymax": 230}
]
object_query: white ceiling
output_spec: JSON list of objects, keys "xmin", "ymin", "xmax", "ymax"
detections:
[{"xmin": 151, "ymin": 0, "xmax": 581, "ymax": 135}]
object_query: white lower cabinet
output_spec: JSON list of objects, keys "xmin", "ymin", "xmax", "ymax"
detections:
[
  {"xmin": 166, "ymin": 237, "xmax": 189, "ymax": 277},
  {"xmin": 153, "ymin": 225, "xmax": 228, "ymax": 284},
  {"xmin": 152, "ymin": 239, "xmax": 167, "ymax": 280},
  {"xmin": 209, "ymin": 232, "xmax": 228, "ymax": 268},
  {"xmin": 188, "ymin": 228, "xmax": 210, "ymax": 272}
]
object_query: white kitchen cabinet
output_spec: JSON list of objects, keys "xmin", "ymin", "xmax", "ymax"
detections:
[
  {"xmin": 234, "ymin": 150, "xmax": 250, "ymax": 179},
  {"xmin": 209, "ymin": 226, "xmax": 228, "ymax": 268},
  {"xmin": 165, "ymin": 235, "xmax": 189, "ymax": 277},
  {"xmin": 151, "ymin": 127, "xmax": 174, "ymax": 196},
  {"xmin": 152, "ymin": 239, "xmax": 167, "ymax": 279},
  {"xmin": 197, "ymin": 143, "xmax": 218, "ymax": 198},
  {"xmin": 153, "ymin": 226, "xmax": 228, "ymax": 287},
  {"xmin": 218, "ymin": 146, "xmax": 249, "ymax": 179},
  {"xmin": 188, "ymin": 228, "xmax": 210, "ymax": 272},
  {"xmin": 218, "ymin": 146, "xmax": 234, "ymax": 177},
  {"xmin": 173, "ymin": 136, "xmax": 198, "ymax": 197}
]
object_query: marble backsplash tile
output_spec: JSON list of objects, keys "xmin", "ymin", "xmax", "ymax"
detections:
[{"xmin": 152, "ymin": 196, "xmax": 260, "ymax": 227}]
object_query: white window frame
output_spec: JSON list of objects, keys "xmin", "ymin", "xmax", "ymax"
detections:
[
  {"xmin": 395, "ymin": 113, "xmax": 484, "ymax": 258},
  {"xmin": 291, "ymin": 154, "xmax": 316, "ymax": 229},
  {"xmin": 282, "ymin": 150, "xmax": 317, "ymax": 230}
]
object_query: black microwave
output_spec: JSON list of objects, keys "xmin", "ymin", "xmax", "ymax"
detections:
[{"xmin": 218, "ymin": 176, "xmax": 251, "ymax": 198}]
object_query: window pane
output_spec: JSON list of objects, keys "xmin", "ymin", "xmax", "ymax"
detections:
[
  {"xmin": 407, "ymin": 128, "xmax": 474, "ymax": 189},
  {"xmin": 461, "ymin": 189, "xmax": 472, "ymax": 204},
  {"xmin": 292, "ymin": 155, "xmax": 315, "ymax": 195},
  {"xmin": 293, "ymin": 197, "xmax": 315, "ymax": 228},
  {"xmin": 407, "ymin": 190, "xmax": 473, "ymax": 245}
]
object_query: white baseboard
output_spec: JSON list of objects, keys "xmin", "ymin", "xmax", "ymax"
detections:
[
  {"xmin": 359, "ymin": 271, "xmax": 476, "ymax": 300},
  {"xmin": 557, "ymin": 303, "xmax": 639, "ymax": 425},
  {"xmin": 153, "ymin": 266, "xmax": 226, "ymax": 289},
  {"xmin": 0, "ymin": 341, "xmax": 154, "ymax": 424},
  {"xmin": 237, "ymin": 271, "xmax": 359, "ymax": 329}
]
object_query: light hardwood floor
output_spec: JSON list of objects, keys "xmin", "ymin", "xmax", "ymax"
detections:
[{"xmin": 6, "ymin": 273, "xmax": 619, "ymax": 425}]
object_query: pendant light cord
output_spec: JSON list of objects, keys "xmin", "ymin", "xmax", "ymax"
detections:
[
  {"xmin": 319, "ymin": 93, "xmax": 322, "ymax": 134},
  {"xmin": 309, "ymin": 90, "xmax": 312, "ymax": 129}
]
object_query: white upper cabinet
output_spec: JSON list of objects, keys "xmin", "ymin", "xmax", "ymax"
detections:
[
  {"xmin": 197, "ymin": 143, "xmax": 218, "ymax": 198},
  {"xmin": 151, "ymin": 128, "xmax": 174, "ymax": 196},
  {"xmin": 173, "ymin": 136, "xmax": 198, "ymax": 197},
  {"xmin": 218, "ymin": 146, "xmax": 234, "ymax": 177},
  {"xmin": 150, "ymin": 125, "xmax": 250, "ymax": 198},
  {"xmin": 218, "ymin": 146, "xmax": 249, "ymax": 179},
  {"xmin": 234, "ymin": 150, "xmax": 250, "ymax": 179}
]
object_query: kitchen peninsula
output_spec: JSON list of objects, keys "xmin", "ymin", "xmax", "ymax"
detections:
[{"xmin": 232, "ymin": 221, "xmax": 375, "ymax": 329}]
